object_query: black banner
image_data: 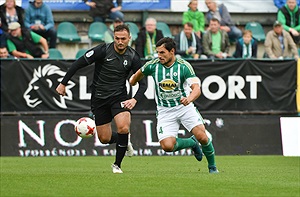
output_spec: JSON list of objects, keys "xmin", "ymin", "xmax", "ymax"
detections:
[
  {"xmin": 192, "ymin": 59, "xmax": 297, "ymax": 111},
  {"xmin": 0, "ymin": 113, "xmax": 283, "ymax": 156},
  {"xmin": 1, "ymin": 59, "xmax": 297, "ymax": 112}
]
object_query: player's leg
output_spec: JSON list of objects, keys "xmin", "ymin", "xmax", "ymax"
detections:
[
  {"xmin": 92, "ymin": 95, "xmax": 123, "ymax": 145},
  {"xmin": 96, "ymin": 123, "xmax": 113, "ymax": 143},
  {"xmin": 156, "ymin": 106, "xmax": 196, "ymax": 152},
  {"xmin": 191, "ymin": 125, "xmax": 218, "ymax": 173},
  {"xmin": 160, "ymin": 137, "xmax": 196, "ymax": 152},
  {"xmin": 173, "ymin": 104, "xmax": 202, "ymax": 161},
  {"xmin": 126, "ymin": 132, "xmax": 134, "ymax": 157},
  {"xmin": 181, "ymin": 104, "xmax": 218, "ymax": 172},
  {"xmin": 93, "ymin": 105, "xmax": 116, "ymax": 144},
  {"xmin": 113, "ymin": 111, "xmax": 131, "ymax": 169}
]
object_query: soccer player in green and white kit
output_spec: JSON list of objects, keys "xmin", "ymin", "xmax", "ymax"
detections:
[{"xmin": 130, "ymin": 37, "xmax": 218, "ymax": 173}]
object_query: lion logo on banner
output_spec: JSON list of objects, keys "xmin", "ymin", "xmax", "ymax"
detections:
[{"xmin": 23, "ymin": 64, "xmax": 75, "ymax": 109}]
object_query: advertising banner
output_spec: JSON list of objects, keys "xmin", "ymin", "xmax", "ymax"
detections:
[
  {"xmin": 192, "ymin": 59, "xmax": 297, "ymax": 112},
  {"xmin": 1, "ymin": 113, "xmax": 283, "ymax": 156},
  {"xmin": 0, "ymin": 59, "xmax": 297, "ymax": 112},
  {"xmin": 17, "ymin": 0, "xmax": 170, "ymax": 11},
  {"xmin": 7, "ymin": 0, "xmax": 275, "ymax": 13},
  {"xmin": 171, "ymin": 0, "xmax": 277, "ymax": 13}
]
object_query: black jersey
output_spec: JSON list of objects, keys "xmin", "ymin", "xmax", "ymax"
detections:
[{"xmin": 61, "ymin": 42, "xmax": 146, "ymax": 101}]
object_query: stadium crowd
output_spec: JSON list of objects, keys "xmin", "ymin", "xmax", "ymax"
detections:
[{"xmin": 0, "ymin": 0, "xmax": 299, "ymax": 60}]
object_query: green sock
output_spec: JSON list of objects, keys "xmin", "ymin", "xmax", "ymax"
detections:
[
  {"xmin": 202, "ymin": 138, "xmax": 216, "ymax": 168},
  {"xmin": 173, "ymin": 138, "xmax": 196, "ymax": 152}
]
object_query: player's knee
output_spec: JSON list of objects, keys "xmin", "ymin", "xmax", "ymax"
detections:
[
  {"xmin": 117, "ymin": 125, "xmax": 129, "ymax": 134},
  {"xmin": 98, "ymin": 136, "xmax": 110, "ymax": 144},
  {"xmin": 160, "ymin": 141, "xmax": 175, "ymax": 152},
  {"xmin": 193, "ymin": 125, "xmax": 209, "ymax": 144},
  {"xmin": 97, "ymin": 131, "xmax": 111, "ymax": 144},
  {"xmin": 198, "ymin": 135, "xmax": 209, "ymax": 145},
  {"xmin": 161, "ymin": 145, "xmax": 174, "ymax": 152}
]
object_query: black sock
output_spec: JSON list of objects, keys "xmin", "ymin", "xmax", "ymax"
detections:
[
  {"xmin": 114, "ymin": 133, "xmax": 128, "ymax": 168},
  {"xmin": 108, "ymin": 131, "xmax": 118, "ymax": 144}
]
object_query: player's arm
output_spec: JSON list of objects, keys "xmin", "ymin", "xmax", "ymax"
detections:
[
  {"xmin": 124, "ymin": 69, "xmax": 145, "ymax": 110},
  {"xmin": 130, "ymin": 54, "xmax": 147, "ymax": 100},
  {"xmin": 180, "ymin": 77, "xmax": 201, "ymax": 106},
  {"xmin": 56, "ymin": 45, "xmax": 106, "ymax": 96},
  {"xmin": 123, "ymin": 53, "xmax": 147, "ymax": 110},
  {"xmin": 188, "ymin": 83, "xmax": 201, "ymax": 102},
  {"xmin": 129, "ymin": 69, "xmax": 144, "ymax": 86},
  {"xmin": 56, "ymin": 56, "xmax": 89, "ymax": 96}
]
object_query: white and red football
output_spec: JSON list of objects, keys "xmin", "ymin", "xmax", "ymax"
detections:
[{"xmin": 74, "ymin": 117, "xmax": 96, "ymax": 138}]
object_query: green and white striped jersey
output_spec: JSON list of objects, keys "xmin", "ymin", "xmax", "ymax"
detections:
[{"xmin": 141, "ymin": 57, "xmax": 199, "ymax": 107}]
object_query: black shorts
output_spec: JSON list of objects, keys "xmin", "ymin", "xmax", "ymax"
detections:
[{"xmin": 91, "ymin": 93, "xmax": 130, "ymax": 126}]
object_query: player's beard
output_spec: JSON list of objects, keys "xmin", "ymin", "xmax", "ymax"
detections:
[
  {"xmin": 160, "ymin": 56, "xmax": 173, "ymax": 67},
  {"xmin": 115, "ymin": 44, "xmax": 127, "ymax": 54}
]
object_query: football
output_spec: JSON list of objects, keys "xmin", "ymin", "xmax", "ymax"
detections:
[{"xmin": 74, "ymin": 117, "xmax": 96, "ymax": 138}]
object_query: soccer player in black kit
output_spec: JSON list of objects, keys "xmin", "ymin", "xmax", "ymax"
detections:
[{"xmin": 56, "ymin": 24, "xmax": 146, "ymax": 173}]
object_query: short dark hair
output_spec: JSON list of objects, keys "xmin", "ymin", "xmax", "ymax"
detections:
[
  {"xmin": 156, "ymin": 37, "xmax": 176, "ymax": 52},
  {"xmin": 184, "ymin": 22, "xmax": 194, "ymax": 28},
  {"xmin": 114, "ymin": 24, "xmax": 130, "ymax": 35}
]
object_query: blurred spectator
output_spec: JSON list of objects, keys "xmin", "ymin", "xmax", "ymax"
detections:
[
  {"xmin": 277, "ymin": 0, "xmax": 300, "ymax": 44},
  {"xmin": 0, "ymin": 46, "xmax": 14, "ymax": 58},
  {"xmin": 104, "ymin": 18, "xmax": 132, "ymax": 46},
  {"xmin": 274, "ymin": 0, "xmax": 300, "ymax": 9},
  {"xmin": 0, "ymin": 26, "xmax": 7, "ymax": 47},
  {"xmin": 182, "ymin": 0, "xmax": 205, "ymax": 38},
  {"xmin": 264, "ymin": 21, "xmax": 298, "ymax": 60},
  {"xmin": 0, "ymin": 0, "xmax": 24, "ymax": 32},
  {"xmin": 6, "ymin": 22, "xmax": 49, "ymax": 59},
  {"xmin": 24, "ymin": 0, "xmax": 57, "ymax": 48},
  {"xmin": 104, "ymin": 18, "xmax": 123, "ymax": 43},
  {"xmin": 83, "ymin": 0, "xmax": 124, "ymax": 22},
  {"xmin": 135, "ymin": 17, "xmax": 164, "ymax": 59},
  {"xmin": 202, "ymin": 18, "xmax": 230, "ymax": 59},
  {"xmin": 233, "ymin": 30, "xmax": 258, "ymax": 58},
  {"xmin": 205, "ymin": 0, "xmax": 242, "ymax": 42},
  {"xmin": 174, "ymin": 22, "xmax": 206, "ymax": 59}
]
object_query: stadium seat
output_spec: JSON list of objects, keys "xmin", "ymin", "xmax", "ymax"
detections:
[
  {"xmin": 245, "ymin": 22, "xmax": 266, "ymax": 42},
  {"xmin": 57, "ymin": 22, "xmax": 81, "ymax": 42},
  {"xmin": 156, "ymin": 21, "xmax": 173, "ymax": 38},
  {"xmin": 298, "ymin": 48, "xmax": 300, "ymax": 56},
  {"xmin": 125, "ymin": 22, "xmax": 139, "ymax": 42},
  {"xmin": 75, "ymin": 49, "xmax": 88, "ymax": 58},
  {"xmin": 88, "ymin": 22, "xmax": 107, "ymax": 42},
  {"xmin": 48, "ymin": 48, "xmax": 63, "ymax": 59}
]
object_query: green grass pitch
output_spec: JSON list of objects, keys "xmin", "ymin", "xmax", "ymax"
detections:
[{"xmin": 1, "ymin": 156, "xmax": 299, "ymax": 197}]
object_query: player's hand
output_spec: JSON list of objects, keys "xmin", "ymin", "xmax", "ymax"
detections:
[
  {"xmin": 122, "ymin": 98, "xmax": 137, "ymax": 110},
  {"xmin": 56, "ymin": 83, "xmax": 66, "ymax": 96},
  {"xmin": 180, "ymin": 97, "xmax": 191, "ymax": 106}
]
